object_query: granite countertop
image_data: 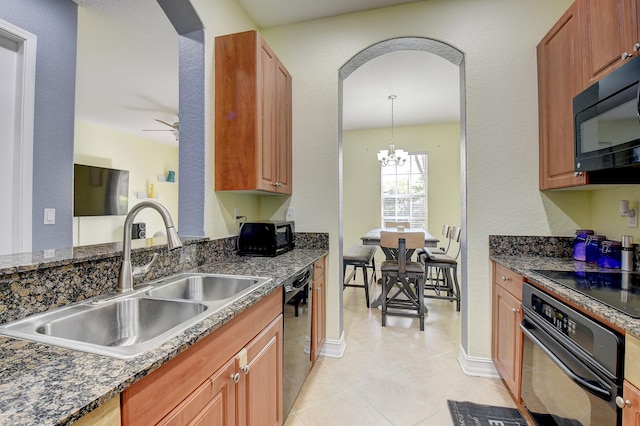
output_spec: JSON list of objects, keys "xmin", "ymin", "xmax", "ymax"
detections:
[
  {"xmin": 0, "ymin": 237, "xmax": 208, "ymax": 276},
  {"xmin": 491, "ymin": 255, "xmax": 640, "ymax": 337},
  {"xmin": 0, "ymin": 248, "xmax": 327, "ymax": 426}
]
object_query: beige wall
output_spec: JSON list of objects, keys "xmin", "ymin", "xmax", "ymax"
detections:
[
  {"xmin": 258, "ymin": 0, "xmax": 578, "ymax": 358},
  {"xmin": 193, "ymin": 0, "xmax": 640, "ymax": 361},
  {"xmin": 343, "ymin": 122, "xmax": 461, "ymax": 265},
  {"xmin": 73, "ymin": 120, "xmax": 179, "ymax": 246}
]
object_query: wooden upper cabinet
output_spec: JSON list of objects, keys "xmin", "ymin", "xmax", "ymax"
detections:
[
  {"xmin": 581, "ymin": 0, "xmax": 640, "ymax": 87},
  {"xmin": 538, "ymin": 2, "xmax": 586, "ymax": 190},
  {"xmin": 215, "ymin": 30, "xmax": 292, "ymax": 194}
]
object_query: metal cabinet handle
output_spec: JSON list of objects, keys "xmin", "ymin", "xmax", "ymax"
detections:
[
  {"xmin": 616, "ymin": 396, "xmax": 632, "ymax": 409},
  {"xmin": 241, "ymin": 365, "xmax": 250, "ymax": 375},
  {"xmin": 230, "ymin": 373, "xmax": 240, "ymax": 384},
  {"xmin": 501, "ymin": 276, "xmax": 510, "ymax": 282},
  {"xmin": 512, "ymin": 308, "xmax": 520, "ymax": 314},
  {"xmin": 574, "ymin": 171, "xmax": 584, "ymax": 177},
  {"xmin": 634, "ymin": 43, "xmax": 640, "ymax": 52},
  {"xmin": 622, "ymin": 52, "xmax": 633, "ymax": 60}
]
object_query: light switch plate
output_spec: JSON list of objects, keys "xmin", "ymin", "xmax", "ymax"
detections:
[{"xmin": 44, "ymin": 208, "xmax": 55, "ymax": 225}]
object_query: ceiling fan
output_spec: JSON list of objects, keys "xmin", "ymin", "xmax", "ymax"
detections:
[{"xmin": 143, "ymin": 118, "xmax": 179, "ymax": 141}]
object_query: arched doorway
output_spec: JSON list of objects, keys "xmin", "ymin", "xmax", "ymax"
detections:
[{"xmin": 338, "ymin": 36, "xmax": 467, "ymax": 348}]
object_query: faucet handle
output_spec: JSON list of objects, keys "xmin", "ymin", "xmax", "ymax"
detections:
[{"xmin": 133, "ymin": 252, "xmax": 159, "ymax": 278}]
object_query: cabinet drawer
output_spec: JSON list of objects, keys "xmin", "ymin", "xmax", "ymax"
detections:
[{"xmin": 494, "ymin": 263, "xmax": 523, "ymax": 300}]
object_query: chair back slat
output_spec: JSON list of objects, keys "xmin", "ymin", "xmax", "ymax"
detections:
[
  {"xmin": 449, "ymin": 226, "xmax": 461, "ymax": 242},
  {"xmin": 380, "ymin": 231, "xmax": 425, "ymax": 249},
  {"xmin": 384, "ymin": 221, "xmax": 411, "ymax": 228}
]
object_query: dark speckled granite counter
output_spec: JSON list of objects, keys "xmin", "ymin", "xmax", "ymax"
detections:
[
  {"xmin": 0, "ymin": 245, "xmax": 327, "ymax": 425},
  {"xmin": 490, "ymin": 255, "xmax": 640, "ymax": 337}
]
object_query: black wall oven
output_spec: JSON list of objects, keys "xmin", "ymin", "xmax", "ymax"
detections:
[{"xmin": 520, "ymin": 283, "xmax": 624, "ymax": 425}]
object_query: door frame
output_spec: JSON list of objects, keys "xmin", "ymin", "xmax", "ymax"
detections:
[
  {"xmin": 338, "ymin": 36, "xmax": 467, "ymax": 343},
  {"xmin": 0, "ymin": 18, "xmax": 36, "ymax": 254}
]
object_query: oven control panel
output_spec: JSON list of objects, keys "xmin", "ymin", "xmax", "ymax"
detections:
[{"xmin": 533, "ymin": 294, "xmax": 591, "ymax": 351}]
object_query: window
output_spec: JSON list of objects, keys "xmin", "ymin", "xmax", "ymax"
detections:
[{"xmin": 381, "ymin": 153, "xmax": 427, "ymax": 228}]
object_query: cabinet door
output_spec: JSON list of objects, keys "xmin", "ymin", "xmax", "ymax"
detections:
[
  {"xmin": 581, "ymin": 0, "xmax": 639, "ymax": 86},
  {"xmin": 493, "ymin": 284, "xmax": 523, "ymax": 401},
  {"xmin": 623, "ymin": 380, "xmax": 640, "ymax": 426},
  {"xmin": 257, "ymin": 38, "xmax": 277, "ymax": 192},
  {"xmin": 538, "ymin": 2, "xmax": 586, "ymax": 190},
  {"xmin": 236, "ymin": 314, "xmax": 283, "ymax": 426},
  {"xmin": 311, "ymin": 257, "xmax": 326, "ymax": 363},
  {"xmin": 274, "ymin": 60, "xmax": 292, "ymax": 194},
  {"xmin": 158, "ymin": 359, "xmax": 237, "ymax": 426}
]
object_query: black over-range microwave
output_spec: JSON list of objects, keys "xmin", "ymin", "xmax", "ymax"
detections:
[{"xmin": 574, "ymin": 54, "xmax": 640, "ymax": 174}]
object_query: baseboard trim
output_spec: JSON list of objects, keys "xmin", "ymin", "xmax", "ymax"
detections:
[
  {"xmin": 320, "ymin": 331, "xmax": 346, "ymax": 358},
  {"xmin": 457, "ymin": 344, "xmax": 499, "ymax": 378}
]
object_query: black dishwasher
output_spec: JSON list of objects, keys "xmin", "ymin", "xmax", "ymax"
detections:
[{"xmin": 282, "ymin": 265, "xmax": 313, "ymax": 419}]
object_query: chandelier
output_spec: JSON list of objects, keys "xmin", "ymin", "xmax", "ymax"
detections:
[{"xmin": 377, "ymin": 95, "xmax": 408, "ymax": 167}]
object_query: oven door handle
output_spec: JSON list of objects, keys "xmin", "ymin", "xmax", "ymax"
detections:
[{"xmin": 520, "ymin": 319, "xmax": 612, "ymax": 401}]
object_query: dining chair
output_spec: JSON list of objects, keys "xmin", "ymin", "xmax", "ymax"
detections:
[
  {"xmin": 435, "ymin": 224, "xmax": 452, "ymax": 254},
  {"xmin": 343, "ymin": 244, "xmax": 377, "ymax": 307},
  {"xmin": 418, "ymin": 226, "xmax": 461, "ymax": 311},
  {"xmin": 379, "ymin": 231, "xmax": 426, "ymax": 330}
]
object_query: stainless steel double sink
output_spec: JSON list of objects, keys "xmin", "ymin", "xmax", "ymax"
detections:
[{"xmin": 0, "ymin": 273, "xmax": 272, "ymax": 359}]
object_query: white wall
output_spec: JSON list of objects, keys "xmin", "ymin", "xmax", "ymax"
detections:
[
  {"xmin": 73, "ymin": 120, "xmax": 179, "ymax": 246},
  {"xmin": 257, "ymin": 0, "xmax": 577, "ymax": 359}
]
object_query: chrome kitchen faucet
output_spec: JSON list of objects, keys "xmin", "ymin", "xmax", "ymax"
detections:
[{"xmin": 118, "ymin": 200, "xmax": 183, "ymax": 293}]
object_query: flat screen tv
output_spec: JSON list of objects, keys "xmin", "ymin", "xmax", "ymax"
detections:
[{"xmin": 74, "ymin": 164, "xmax": 129, "ymax": 217}]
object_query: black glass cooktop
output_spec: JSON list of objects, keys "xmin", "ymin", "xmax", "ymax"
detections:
[{"xmin": 533, "ymin": 269, "xmax": 640, "ymax": 319}]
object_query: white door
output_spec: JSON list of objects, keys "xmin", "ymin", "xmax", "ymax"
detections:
[{"xmin": 0, "ymin": 20, "xmax": 36, "ymax": 255}]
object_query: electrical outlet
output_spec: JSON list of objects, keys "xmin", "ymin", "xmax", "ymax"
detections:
[
  {"xmin": 234, "ymin": 208, "xmax": 240, "ymax": 222},
  {"xmin": 629, "ymin": 208, "xmax": 638, "ymax": 228},
  {"xmin": 286, "ymin": 207, "xmax": 295, "ymax": 221}
]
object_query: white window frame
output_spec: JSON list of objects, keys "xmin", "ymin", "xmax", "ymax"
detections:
[{"xmin": 380, "ymin": 152, "xmax": 428, "ymax": 229}]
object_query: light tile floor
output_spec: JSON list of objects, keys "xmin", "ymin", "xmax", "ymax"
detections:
[{"xmin": 285, "ymin": 275, "xmax": 517, "ymax": 426}]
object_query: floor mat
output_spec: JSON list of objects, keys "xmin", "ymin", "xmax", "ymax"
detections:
[{"xmin": 447, "ymin": 400, "xmax": 527, "ymax": 426}]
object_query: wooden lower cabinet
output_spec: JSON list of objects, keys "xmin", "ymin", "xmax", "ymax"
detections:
[
  {"xmin": 311, "ymin": 256, "xmax": 326, "ymax": 363},
  {"xmin": 622, "ymin": 380, "xmax": 640, "ymax": 426},
  {"xmin": 158, "ymin": 359, "xmax": 237, "ymax": 426},
  {"xmin": 121, "ymin": 289, "xmax": 283, "ymax": 426},
  {"xmin": 624, "ymin": 334, "xmax": 640, "ymax": 424},
  {"xmin": 492, "ymin": 262, "xmax": 524, "ymax": 402}
]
